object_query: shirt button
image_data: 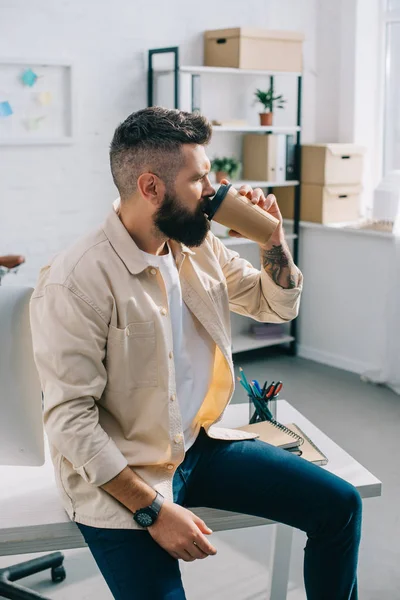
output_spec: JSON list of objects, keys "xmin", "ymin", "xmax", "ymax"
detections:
[
  {"xmin": 169, "ymin": 351, "xmax": 173, "ymax": 359},
  {"xmin": 150, "ymin": 268, "xmax": 157, "ymax": 275},
  {"xmin": 166, "ymin": 463, "xmax": 174, "ymax": 470},
  {"xmin": 170, "ymin": 393, "xmax": 176, "ymax": 402},
  {"xmin": 174, "ymin": 434, "xmax": 183, "ymax": 444},
  {"xmin": 160, "ymin": 307, "xmax": 167, "ymax": 316}
]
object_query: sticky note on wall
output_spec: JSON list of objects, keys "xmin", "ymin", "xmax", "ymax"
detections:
[
  {"xmin": 23, "ymin": 116, "xmax": 46, "ymax": 131},
  {"xmin": 21, "ymin": 68, "xmax": 38, "ymax": 87},
  {"xmin": 37, "ymin": 91, "xmax": 52, "ymax": 106},
  {"xmin": 0, "ymin": 101, "xmax": 13, "ymax": 117}
]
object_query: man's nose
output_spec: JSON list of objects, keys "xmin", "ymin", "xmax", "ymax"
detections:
[{"xmin": 203, "ymin": 177, "xmax": 215, "ymax": 198}]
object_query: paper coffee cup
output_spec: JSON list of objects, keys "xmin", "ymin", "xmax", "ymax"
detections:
[{"xmin": 204, "ymin": 184, "xmax": 279, "ymax": 245}]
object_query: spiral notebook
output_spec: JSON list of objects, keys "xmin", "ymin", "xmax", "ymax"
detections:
[
  {"xmin": 236, "ymin": 419, "xmax": 304, "ymax": 450},
  {"xmin": 286, "ymin": 423, "xmax": 328, "ymax": 466}
]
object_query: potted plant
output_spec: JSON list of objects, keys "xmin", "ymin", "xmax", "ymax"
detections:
[
  {"xmin": 211, "ymin": 157, "xmax": 241, "ymax": 183},
  {"xmin": 254, "ymin": 87, "xmax": 286, "ymax": 126}
]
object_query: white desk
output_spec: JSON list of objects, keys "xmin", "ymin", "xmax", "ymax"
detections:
[{"xmin": 0, "ymin": 401, "xmax": 381, "ymax": 599}]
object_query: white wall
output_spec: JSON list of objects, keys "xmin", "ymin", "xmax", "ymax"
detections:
[
  {"xmin": 297, "ymin": 223, "xmax": 392, "ymax": 376},
  {"xmin": 315, "ymin": 0, "xmax": 383, "ymax": 213},
  {"xmin": 315, "ymin": 1, "xmax": 342, "ymax": 142},
  {"xmin": 341, "ymin": 0, "xmax": 383, "ymax": 214},
  {"xmin": 0, "ymin": 0, "xmax": 318, "ymax": 287}
]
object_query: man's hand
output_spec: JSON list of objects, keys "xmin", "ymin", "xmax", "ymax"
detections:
[
  {"xmin": 0, "ymin": 255, "xmax": 25, "ymax": 269},
  {"xmin": 102, "ymin": 467, "xmax": 216, "ymax": 562},
  {"xmin": 220, "ymin": 179, "xmax": 283, "ymax": 244},
  {"xmin": 148, "ymin": 500, "xmax": 217, "ymax": 562},
  {"xmin": 219, "ymin": 179, "xmax": 299, "ymax": 289}
]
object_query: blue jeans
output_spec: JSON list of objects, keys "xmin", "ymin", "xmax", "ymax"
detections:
[{"xmin": 77, "ymin": 428, "xmax": 362, "ymax": 600}]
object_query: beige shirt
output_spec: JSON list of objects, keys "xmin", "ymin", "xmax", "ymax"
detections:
[{"xmin": 30, "ymin": 206, "xmax": 303, "ymax": 529}]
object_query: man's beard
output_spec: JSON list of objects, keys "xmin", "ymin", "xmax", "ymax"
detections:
[{"xmin": 153, "ymin": 190, "xmax": 211, "ymax": 247}]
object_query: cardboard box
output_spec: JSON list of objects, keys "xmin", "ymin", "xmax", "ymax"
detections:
[
  {"xmin": 273, "ymin": 186, "xmax": 296, "ymax": 219},
  {"xmin": 204, "ymin": 28, "xmax": 304, "ymax": 72},
  {"xmin": 301, "ymin": 144, "xmax": 365, "ymax": 185},
  {"xmin": 274, "ymin": 184, "xmax": 362, "ymax": 224}
]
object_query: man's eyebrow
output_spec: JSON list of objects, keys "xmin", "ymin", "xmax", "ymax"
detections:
[{"xmin": 195, "ymin": 168, "xmax": 210, "ymax": 178}]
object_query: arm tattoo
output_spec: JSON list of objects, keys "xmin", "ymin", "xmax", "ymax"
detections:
[{"xmin": 262, "ymin": 244, "xmax": 297, "ymax": 289}]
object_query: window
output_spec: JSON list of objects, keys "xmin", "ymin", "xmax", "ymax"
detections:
[{"xmin": 383, "ymin": 1, "xmax": 400, "ymax": 173}]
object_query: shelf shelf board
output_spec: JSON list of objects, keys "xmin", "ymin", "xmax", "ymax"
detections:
[
  {"xmin": 212, "ymin": 125, "xmax": 301, "ymax": 134},
  {"xmin": 219, "ymin": 234, "xmax": 297, "ymax": 247},
  {"xmin": 215, "ymin": 180, "xmax": 299, "ymax": 189},
  {"xmin": 232, "ymin": 333, "xmax": 295, "ymax": 354},
  {"xmin": 154, "ymin": 65, "xmax": 302, "ymax": 77}
]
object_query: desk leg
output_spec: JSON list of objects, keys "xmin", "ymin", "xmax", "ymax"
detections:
[{"xmin": 268, "ymin": 523, "xmax": 293, "ymax": 600}]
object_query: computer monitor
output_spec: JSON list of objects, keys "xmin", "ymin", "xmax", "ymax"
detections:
[{"xmin": 0, "ymin": 286, "xmax": 44, "ymax": 466}]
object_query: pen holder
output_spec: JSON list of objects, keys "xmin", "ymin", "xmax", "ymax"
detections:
[{"xmin": 248, "ymin": 394, "xmax": 277, "ymax": 424}]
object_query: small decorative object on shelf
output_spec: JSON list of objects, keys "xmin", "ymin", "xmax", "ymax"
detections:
[
  {"xmin": 344, "ymin": 219, "xmax": 394, "ymax": 233},
  {"xmin": 249, "ymin": 322, "xmax": 284, "ymax": 339},
  {"xmin": 211, "ymin": 156, "xmax": 241, "ymax": 183},
  {"xmin": 254, "ymin": 87, "xmax": 286, "ymax": 126},
  {"xmin": 211, "ymin": 119, "xmax": 247, "ymax": 127}
]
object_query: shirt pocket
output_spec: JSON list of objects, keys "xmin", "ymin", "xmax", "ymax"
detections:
[{"xmin": 105, "ymin": 321, "xmax": 158, "ymax": 390}]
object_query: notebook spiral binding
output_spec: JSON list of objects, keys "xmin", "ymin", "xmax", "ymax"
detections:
[
  {"xmin": 291, "ymin": 424, "xmax": 328, "ymax": 463},
  {"xmin": 269, "ymin": 418, "xmax": 304, "ymax": 446}
]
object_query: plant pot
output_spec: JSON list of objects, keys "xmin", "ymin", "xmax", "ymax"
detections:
[
  {"xmin": 215, "ymin": 171, "xmax": 229, "ymax": 183},
  {"xmin": 259, "ymin": 112, "xmax": 273, "ymax": 126}
]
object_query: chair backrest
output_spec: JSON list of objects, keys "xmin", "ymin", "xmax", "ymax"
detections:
[{"xmin": 0, "ymin": 286, "xmax": 44, "ymax": 466}]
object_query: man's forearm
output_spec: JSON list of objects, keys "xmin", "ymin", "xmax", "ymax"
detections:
[
  {"xmin": 101, "ymin": 466, "xmax": 156, "ymax": 514},
  {"xmin": 260, "ymin": 233, "xmax": 299, "ymax": 290}
]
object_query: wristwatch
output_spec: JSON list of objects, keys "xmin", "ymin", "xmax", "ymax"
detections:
[{"xmin": 133, "ymin": 492, "xmax": 165, "ymax": 528}]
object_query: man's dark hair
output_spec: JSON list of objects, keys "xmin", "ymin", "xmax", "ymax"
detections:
[{"xmin": 110, "ymin": 107, "xmax": 212, "ymax": 200}]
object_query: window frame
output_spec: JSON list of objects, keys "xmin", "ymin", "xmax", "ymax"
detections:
[{"xmin": 383, "ymin": 1, "xmax": 400, "ymax": 174}]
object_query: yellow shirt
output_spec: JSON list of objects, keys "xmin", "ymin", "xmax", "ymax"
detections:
[{"xmin": 30, "ymin": 205, "xmax": 303, "ymax": 529}]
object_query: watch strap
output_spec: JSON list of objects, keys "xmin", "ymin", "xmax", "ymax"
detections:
[{"xmin": 150, "ymin": 491, "xmax": 164, "ymax": 516}]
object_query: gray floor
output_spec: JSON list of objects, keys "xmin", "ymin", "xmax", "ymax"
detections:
[{"xmin": 1, "ymin": 351, "xmax": 398, "ymax": 599}]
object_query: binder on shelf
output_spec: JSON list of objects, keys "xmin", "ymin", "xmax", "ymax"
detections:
[
  {"xmin": 286, "ymin": 135, "xmax": 297, "ymax": 181},
  {"xmin": 243, "ymin": 134, "xmax": 295, "ymax": 184},
  {"xmin": 275, "ymin": 134, "xmax": 287, "ymax": 183},
  {"xmin": 191, "ymin": 74, "xmax": 201, "ymax": 112},
  {"xmin": 243, "ymin": 133, "xmax": 277, "ymax": 181}
]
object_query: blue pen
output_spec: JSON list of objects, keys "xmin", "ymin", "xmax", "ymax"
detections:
[
  {"xmin": 252, "ymin": 380, "xmax": 263, "ymax": 396},
  {"xmin": 249, "ymin": 382, "xmax": 261, "ymax": 399}
]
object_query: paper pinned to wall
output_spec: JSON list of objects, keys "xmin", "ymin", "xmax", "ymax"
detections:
[
  {"xmin": 37, "ymin": 91, "xmax": 52, "ymax": 106},
  {"xmin": 0, "ymin": 101, "xmax": 13, "ymax": 117},
  {"xmin": 20, "ymin": 68, "xmax": 38, "ymax": 87},
  {"xmin": 0, "ymin": 61, "xmax": 73, "ymax": 143}
]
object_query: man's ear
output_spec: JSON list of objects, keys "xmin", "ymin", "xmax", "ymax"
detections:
[{"xmin": 137, "ymin": 173, "xmax": 165, "ymax": 209}]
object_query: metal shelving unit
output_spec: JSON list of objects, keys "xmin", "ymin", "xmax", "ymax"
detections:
[{"xmin": 148, "ymin": 46, "xmax": 302, "ymax": 356}]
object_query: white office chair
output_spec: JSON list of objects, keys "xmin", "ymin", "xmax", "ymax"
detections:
[{"xmin": 0, "ymin": 285, "xmax": 66, "ymax": 600}]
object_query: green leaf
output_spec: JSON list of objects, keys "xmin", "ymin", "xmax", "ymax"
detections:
[{"xmin": 211, "ymin": 156, "xmax": 242, "ymax": 178}]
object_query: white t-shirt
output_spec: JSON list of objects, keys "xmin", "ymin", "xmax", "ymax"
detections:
[{"xmin": 140, "ymin": 245, "xmax": 215, "ymax": 450}]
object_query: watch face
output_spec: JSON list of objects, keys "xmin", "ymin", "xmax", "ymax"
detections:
[{"xmin": 135, "ymin": 508, "xmax": 156, "ymax": 528}]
